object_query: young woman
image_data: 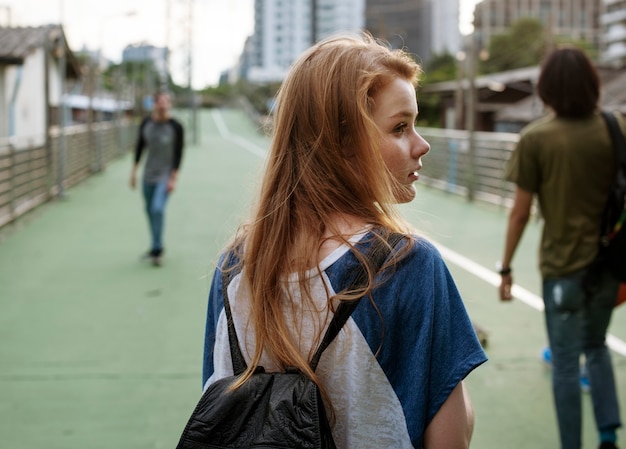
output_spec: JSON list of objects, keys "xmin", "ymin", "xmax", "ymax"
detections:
[{"xmin": 202, "ymin": 33, "xmax": 487, "ymax": 448}]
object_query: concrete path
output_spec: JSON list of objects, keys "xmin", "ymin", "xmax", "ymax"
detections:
[{"xmin": 2, "ymin": 108, "xmax": 626, "ymax": 448}]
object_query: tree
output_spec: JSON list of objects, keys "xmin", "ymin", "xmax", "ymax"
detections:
[
  {"xmin": 423, "ymin": 51, "xmax": 458, "ymax": 83},
  {"xmin": 480, "ymin": 18, "xmax": 546, "ymax": 74}
]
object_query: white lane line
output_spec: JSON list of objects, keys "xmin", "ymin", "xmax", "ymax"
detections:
[
  {"xmin": 434, "ymin": 241, "xmax": 626, "ymax": 357},
  {"xmin": 213, "ymin": 108, "xmax": 626, "ymax": 357},
  {"xmin": 212, "ymin": 109, "xmax": 231, "ymax": 138},
  {"xmin": 607, "ymin": 335, "xmax": 626, "ymax": 356},
  {"xmin": 435, "ymin": 243, "xmax": 545, "ymax": 311},
  {"xmin": 212, "ymin": 109, "xmax": 267, "ymax": 158}
]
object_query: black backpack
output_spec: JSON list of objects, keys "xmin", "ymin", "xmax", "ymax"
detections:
[
  {"xmin": 595, "ymin": 111, "xmax": 626, "ymax": 283},
  {"xmin": 175, "ymin": 233, "xmax": 402, "ymax": 449}
]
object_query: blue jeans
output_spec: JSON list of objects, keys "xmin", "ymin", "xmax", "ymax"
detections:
[
  {"xmin": 543, "ymin": 269, "xmax": 621, "ymax": 449},
  {"xmin": 142, "ymin": 180, "xmax": 169, "ymax": 252}
]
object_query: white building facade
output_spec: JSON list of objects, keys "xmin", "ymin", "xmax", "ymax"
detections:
[
  {"xmin": 602, "ymin": 0, "xmax": 626, "ymax": 66},
  {"xmin": 247, "ymin": 0, "xmax": 365, "ymax": 83},
  {"xmin": 431, "ymin": 0, "xmax": 461, "ymax": 55}
]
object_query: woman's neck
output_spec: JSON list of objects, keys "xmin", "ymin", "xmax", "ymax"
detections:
[{"xmin": 318, "ymin": 213, "xmax": 368, "ymax": 261}]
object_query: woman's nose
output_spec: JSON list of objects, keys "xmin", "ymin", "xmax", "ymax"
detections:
[{"xmin": 413, "ymin": 131, "xmax": 430, "ymax": 157}]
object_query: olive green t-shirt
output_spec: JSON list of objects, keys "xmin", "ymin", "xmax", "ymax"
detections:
[{"xmin": 506, "ymin": 112, "xmax": 620, "ymax": 278}]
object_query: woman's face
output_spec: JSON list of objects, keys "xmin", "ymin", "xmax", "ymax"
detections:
[{"xmin": 370, "ymin": 77, "xmax": 430, "ymax": 203}]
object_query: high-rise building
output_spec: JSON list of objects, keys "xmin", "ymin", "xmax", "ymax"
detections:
[
  {"xmin": 473, "ymin": 0, "xmax": 604, "ymax": 50},
  {"xmin": 431, "ymin": 0, "xmax": 462, "ymax": 56},
  {"xmin": 601, "ymin": 0, "xmax": 626, "ymax": 66},
  {"xmin": 244, "ymin": 0, "xmax": 460, "ymax": 83},
  {"xmin": 247, "ymin": 0, "xmax": 365, "ymax": 83},
  {"xmin": 366, "ymin": 0, "xmax": 460, "ymax": 62},
  {"xmin": 122, "ymin": 43, "xmax": 169, "ymax": 85},
  {"xmin": 365, "ymin": 0, "xmax": 431, "ymax": 61}
]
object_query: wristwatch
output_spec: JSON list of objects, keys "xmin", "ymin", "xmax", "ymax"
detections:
[{"xmin": 496, "ymin": 261, "xmax": 512, "ymax": 276}]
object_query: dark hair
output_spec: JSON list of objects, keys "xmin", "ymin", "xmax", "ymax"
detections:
[
  {"xmin": 153, "ymin": 90, "xmax": 170, "ymax": 101},
  {"xmin": 536, "ymin": 47, "xmax": 600, "ymax": 118}
]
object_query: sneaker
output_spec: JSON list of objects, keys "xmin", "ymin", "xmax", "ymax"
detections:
[
  {"xmin": 151, "ymin": 249, "xmax": 163, "ymax": 267},
  {"xmin": 580, "ymin": 372, "xmax": 591, "ymax": 393},
  {"xmin": 542, "ymin": 346, "xmax": 552, "ymax": 365},
  {"xmin": 541, "ymin": 347, "xmax": 590, "ymax": 392}
]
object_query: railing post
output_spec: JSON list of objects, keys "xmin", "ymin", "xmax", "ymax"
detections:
[
  {"xmin": 57, "ymin": 31, "xmax": 67, "ymax": 198},
  {"xmin": 465, "ymin": 32, "xmax": 477, "ymax": 202},
  {"xmin": 9, "ymin": 142, "xmax": 16, "ymax": 222}
]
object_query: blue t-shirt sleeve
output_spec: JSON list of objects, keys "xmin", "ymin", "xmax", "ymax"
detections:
[
  {"xmin": 349, "ymin": 238, "xmax": 487, "ymax": 445},
  {"xmin": 425, "ymin": 246, "xmax": 487, "ymax": 421}
]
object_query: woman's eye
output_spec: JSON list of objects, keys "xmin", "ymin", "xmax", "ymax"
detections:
[{"xmin": 394, "ymin": 123, "xmax": 407, "ymax": 134}]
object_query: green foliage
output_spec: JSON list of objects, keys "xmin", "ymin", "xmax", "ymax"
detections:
[
  {"xmin": 238, "ymin": 81, "xmax": 282, "ymax": 115},
  {"xmin": 200, "ymin": 83, "xmax": 237, "ymax": 98},
  {"xmin": 416, "ymin": 52, "xmax": 458, "ymax": 127},
  {"xmin": 103, "ymin": 60, "xmax": 164, "ymax": 92},
  {"xmin": 553, "ymin": 36, "xmax": 598, "ymax": 60},
  {"xmin": 416, "ymin": 91, "xmax": 444, "ymax": 127},
  {"xmin": 423, "ymin": 51, "xmax": 458, "ymax": 83},
  {"xmin": 480, "ymin": 18, "xmax": 547, "ymax": 74}
]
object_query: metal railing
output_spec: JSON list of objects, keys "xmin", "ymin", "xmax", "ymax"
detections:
[
  {"xmin": 0, "ymin": 116, "xmax": 521, "ymax": 231},
  {"xmin": 417, "ymin": 127, "xmax": 519, "ymax": 207},
  {"xmin": 0, "ymin": 120, "xmax": 137, "ymax": 228}
]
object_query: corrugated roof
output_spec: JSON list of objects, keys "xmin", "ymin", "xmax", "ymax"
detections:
[
  {"xmin": 421, "ymin": 66, "xmax": 539, "ymax": 94},
  {"xmin": 0, "ymin": 25, "xmax": 50, "ymax": 62},
  {"xmin": 0, "ymin": 25, "xmax": 80, "ymax": 78}
]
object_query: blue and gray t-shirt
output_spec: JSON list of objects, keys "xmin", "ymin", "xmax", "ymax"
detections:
[{"xmin": 202, "ymin": 230, "xmax": 487, "ymax": 448}]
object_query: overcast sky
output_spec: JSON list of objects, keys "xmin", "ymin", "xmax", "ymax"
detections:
[{"xmin": 1, "ymin": 0, "xmax": 480, "ymax": 88}]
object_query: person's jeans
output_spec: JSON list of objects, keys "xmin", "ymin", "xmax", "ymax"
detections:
[
  {"xmin": 543, "ymin": 269, "xmax": 621, "ymax": 449},
  {"xmin": 142, "ymin": 180, "xmax": 169, "ymax": 252}
]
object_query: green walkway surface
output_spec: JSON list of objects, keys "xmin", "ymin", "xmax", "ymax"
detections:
[{"xmin": 2, "ymin": 108, "xmax": 626, "ymax": 448}]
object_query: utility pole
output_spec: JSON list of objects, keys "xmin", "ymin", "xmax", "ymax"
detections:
[
  {"xmin": 455, "ymin": 50, "xmax": 465, "ymax": 130},
  {"xmin": 164, "ymin": 0, "xmax": 171, "ymax": 90},
  {"xmin": 187, "ymin": 0, "xmax": 198, "ymax": 145},
  {"xmin": 465, "ymin": 32, "xmax": 478, "ymax": 202}
]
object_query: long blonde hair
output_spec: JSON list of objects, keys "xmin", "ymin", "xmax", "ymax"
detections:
[{"xmin": 228, "ymin": 33, "xmax": 421, "ymax": 388}]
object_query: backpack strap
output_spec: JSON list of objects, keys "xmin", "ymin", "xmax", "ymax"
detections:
[
  {"xmin": 601, "ymin": 111, "xmax": 626, "ymax": 178},
  {"xmin": 309, "ymin": 232, "xmax": 404, "ymax": 371},
  {"xmin": 221, "ymin": 232, "xmax": 405, "ymax": 376},
  {"xmin": 600, "ymin": 111, "xmax": 626, "ymax": 241},
  {"xmin": 221, "ymin": 256, "xmax": 248, "ymax": 376}
]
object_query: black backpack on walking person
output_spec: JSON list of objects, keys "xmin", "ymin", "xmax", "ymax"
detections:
[
  {"xmin": 593, "ymin": 111, "xmax": 626, "ymax": 283},
  {"xmin": 175, "ymin": 233, "xmax": 403, "ymax": 449}
]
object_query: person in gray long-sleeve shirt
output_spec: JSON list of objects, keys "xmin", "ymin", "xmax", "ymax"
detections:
[{"xmin": 129, "ymin": 91, "xmax": 184, "ymax": 266}]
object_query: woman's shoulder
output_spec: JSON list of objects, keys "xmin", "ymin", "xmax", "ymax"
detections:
[
  {"xmin": 393, "ymin": 233, "xmax": 443, "ymax": 266},
  {"xmin": 344, "ymin": 231, "xmax": 445, "ymax": 279}
]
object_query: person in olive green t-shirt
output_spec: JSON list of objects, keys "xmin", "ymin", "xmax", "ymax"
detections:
[{"xmin": 499, "ymin": 48, "xmax": 622, "ymax": 449}]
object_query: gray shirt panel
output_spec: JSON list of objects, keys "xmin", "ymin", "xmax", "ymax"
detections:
[{"xmin": 142, "ymin": 120, "xmax": 176, "ymax": 183}]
